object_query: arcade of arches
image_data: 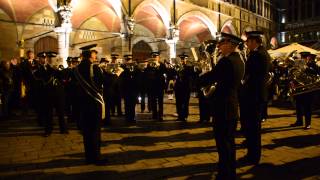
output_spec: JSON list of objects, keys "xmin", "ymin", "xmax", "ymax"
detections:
[{"xmin": 0, "ymin": 0, "xmax": 275, "ymax": 61}]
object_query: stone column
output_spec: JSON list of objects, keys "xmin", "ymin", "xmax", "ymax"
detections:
[
  {"xmin": 54, "ymin": 5, "xmax": 73, "ymax": 67},
  {"xmin": 166, "ymin": 24, "xmax": 179, "ymax": 63},
  {"xmin": 120, "ymin": 15, "xmax": 135, "ymax": 56},
  {"xmin": 54, "ymin": 26, "xmax": 72, "ymax": 65}
]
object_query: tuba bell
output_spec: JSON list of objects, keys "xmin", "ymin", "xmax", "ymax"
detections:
[{"xmin": 201, "ymin": 82, "xmax": 217, "ymax": 98}]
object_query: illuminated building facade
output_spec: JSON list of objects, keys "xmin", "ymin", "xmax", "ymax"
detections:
[{"xmin": 0, "ymin": 0, "xmax": 277, "ymax": 61}]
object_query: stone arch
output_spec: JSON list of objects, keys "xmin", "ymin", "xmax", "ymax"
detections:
[
  {"xmin": 21, "ymin": 6, "xmax": 56, "ymax": 37},
  {"xmin": 106, "ymin": 0, "xmax": 123, "ymax": 18},
  {"xmin": 132, "ymin": 36, "xmax": 158, "ymax": 52},
  {"xmin": 177, "ymin": 11, "xmax": 217, "ymax": 38},
  {"xmin": 132, "ymin": 40, "xmax": 153, "ymax": 62},
  {"xmin": 133, "ymin": 0, "xmax": 171, "ymax": 30},
  {"xmin": 70, "ymin": 0, "xmax": 122, "ymax": 30},
  {"xmin": 21, "ymin": 7, "xmax": 57, "ymax": 52},
  {"xmin": 221, "ymin": 19, "xmax": 238, "ymax": 35},
  {"xmin": 48, "ymin": 0, "xmax": 122, "ymax": 18},
  {"xmin": 72, "ymin": 16, "xmax": 109, "ymax": 46}
]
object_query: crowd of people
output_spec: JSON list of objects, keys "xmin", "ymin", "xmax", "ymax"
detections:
[{"xmin": 0, "ymin": 30, "xmax": 319, "ymax": 179}]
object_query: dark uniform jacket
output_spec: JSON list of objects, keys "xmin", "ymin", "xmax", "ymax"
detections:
[
  {"xmin": 145, "ymin": 63, "xmax": 166, "ymax": 95},
  {"xmin": 76, "ymin": 59, "xmax": 104, "ymax": 95},
  {"xmin": 174, "ymin": 64, "xmax": 194, "ymax": 92},
  {"xmin": 103, "ymin": 71, "xmax": 120, "ymax": 98},
  {"xmin": 242, "ymin": 46, "xmax": 271, "ymax": 103},
  {"xmin": 75, "ymin": 59, "xmax": 104, "ymax": 112},
  {"xmin": 20, "ymin": 59, "xmax": 39, "ymax": 91},
  {"xmin": 33, "ymin": 64, "xmax": 65, "ymax": 102},
  {"xmin": 208, "ymin": 52, "xmax": 245, "ymax": 120},
  {"xmin": 61, "ymin": 68, "xmax": 74, "ymax": 92},
  {"xmin": 119, "ymin": 65, "xmax": 139, "ymax": 97}
]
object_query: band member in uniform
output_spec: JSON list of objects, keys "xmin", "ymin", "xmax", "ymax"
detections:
[
  {"xmin": 145, "ymin": 52, "xmax": 166, "ymax": 121},
  {"xmin": 110, "ymin": 54, "xmax": 123, "ymax": 116},
  {"xmin": 165, "ymin": 61, "xmax": 176, "ymax": 100},
  {"xmin": 136, "ymin": 60, "xmax": 148, "ymax": 113},
  {"xmin": 119, "ymin": 55, "xmax": 138, "ymax": 123},
  {"xmin": 20, "ymin": 50, "xmax": 41, "ymax": 122},
  {"xmin": 62, "ymin": 57, "xmax": 74, "ymax": 122},
  {"xmin": 34, "ymin": 52, "xmax": 68, "ymax": 136},
  {"xmin": 74, "ymin": 44, "xmax": 105, "ymax": 164},
  {"xmin": 198, "ymin": 40, "xmax": 217, "ymax": 123},
  {"xmin": 290, "ymin": 52, "xmax": 318, "ymax": 129},
  {"xmin": 240, "ymin": 31, "xmax": 271, "ymax": 165},
  {"xmin": 70, "ymin": 57, "xmax": 82, "ymax": 130},
  {"xmin": 31, "ymin": 52, "xmax": 47, "ymax": 126},
  {"xmin": 174, "ymin": 54, "xmax": 193, "ymax": 121},
  {"xmin": 205, "ymin": 33, "xmax": 244, "ymax": 180},
  {"xmin": 101, "ymin": 58, "xmax": 113, "ymax": 126}
]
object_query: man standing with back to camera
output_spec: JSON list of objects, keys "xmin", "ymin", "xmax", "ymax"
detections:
[
  {"xmin": 206, "ymin": 32, "xmax": 244, "ymax": 180},
  {"xmin": 74, "ymin": 44, "xmax": 106, "ymax": 165}
]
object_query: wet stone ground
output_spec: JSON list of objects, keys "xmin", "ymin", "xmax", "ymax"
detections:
[{"xmin": 0, "ymin": 97, "xmax": 319, "ymax": 179}]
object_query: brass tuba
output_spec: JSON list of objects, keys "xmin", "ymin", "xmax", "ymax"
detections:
[
  {"xmin": 199, "ymin": 40, "xmax": 218, "ymax": 98},
  {"xmin": 288, "ymin": 67, "xmax": 320, "ymax": 96}
]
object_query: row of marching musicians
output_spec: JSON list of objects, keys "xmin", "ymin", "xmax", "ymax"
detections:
[
  {"xmin": 98, "ymin": 51, "xmax": 199, "ymax": 124},
  {"xmin": 28, "ymin": 46, "xmax": 199, "ymax": 137}
]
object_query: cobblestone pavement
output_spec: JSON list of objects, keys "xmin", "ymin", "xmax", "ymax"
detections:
[{"xmin": 0, "ymin": 97, "xmax": 319, "ymax": 180}]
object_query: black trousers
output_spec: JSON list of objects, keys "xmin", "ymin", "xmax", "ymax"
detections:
[
  {"xmin": 213, "ymin": 117, "xmax": 237, "ymax": 180},
  {"xmin": 175, "ymin": 89, "xmax": 190, "ymax": 120},
  {"xmin": 64, "ymin": 90, "xmax": 73, "ymax": 122},
  {"xmin": 150, "ymin": 91, "xmax": 164, "ymax": 120},
  {"xmin": 110, "ymin": 95, "xmax": 122, "ymax": 116},
  {"xmin": 260, "ymin": 101, "xmax": 268, "ymax": 120},
  {"xmin": 80, "ymin": 100, "xmax": 101, "ymax": 163},
  {"xmin": 140, "ymin": 92, "xmax": 146, "ymax": 112},
  {"xmin": 104, "ymin": 97, "xmax": 112, "ymax": 125},
  {"xmin": 241, "ymin": 101, "xmax": 262, "ymax": 163},
  {"xmin": 44, "ymin": 88, "xmax": 67, "ymax": 134},
  {"xmin": 124, "ymin": 95, "xmax": 136, "ymax": 122},
  {"xmin": 199, "ymin": 93, "xmax": 211, "ymax": 122},
  {"xmin": 295, "ymin": 93, "xmax": 313, "ymax": 126}
]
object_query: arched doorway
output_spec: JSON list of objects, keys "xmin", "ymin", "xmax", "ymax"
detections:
[
  {"xmin": 176, "ymin": 11, "xmax": 216, "ymax": 58},
  {"xmin": 132, "ymin": 41, "xmax": 153, "ymax": 62},
  {"xmin": 34, "ymin": 36, "xmax": 58, "ymax": 55}
]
